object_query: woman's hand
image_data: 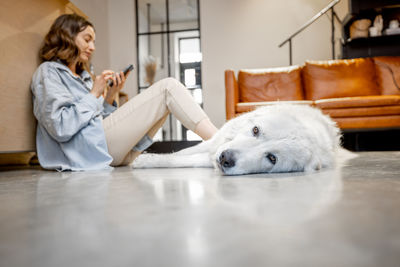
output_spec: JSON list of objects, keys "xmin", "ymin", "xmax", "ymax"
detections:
[
  {"xmin": 90, "ymin": 70, "xmax": 115, "ymax": 98},
  {"xmin": 105, "ymin": 71, "xmax": 128, "ymax": 105}
]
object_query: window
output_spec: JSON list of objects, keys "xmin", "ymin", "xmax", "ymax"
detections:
[
  {"xmin": 135, "ymin": 0, "xmax": 202, "ymax": 141},
  {"xmin": 178, "ymin": 37, "xmax": 202, "ymax": 140}
]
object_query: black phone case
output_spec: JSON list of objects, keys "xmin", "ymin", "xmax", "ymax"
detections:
[{"xmin": 108, "ymin": 64, "xmax": 134, "ymax": 87}]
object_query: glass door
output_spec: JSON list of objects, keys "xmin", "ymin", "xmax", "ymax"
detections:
[{"xmin": 135, "ymin": 0, "xmax": 202, "ymax": 141}]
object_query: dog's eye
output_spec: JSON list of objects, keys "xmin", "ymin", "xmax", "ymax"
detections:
[
  {"xmin": 266, "ymin": 153, "xmax": 277, "ymax": 165},
  {"xmin": 252, "ymin": 126, "xmax": 260, "ymax": 136}
]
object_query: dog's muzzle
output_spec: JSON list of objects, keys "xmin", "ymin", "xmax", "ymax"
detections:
[{"xmin": 218, "ymin": 149, "xmax": 236, "ymax": 170}]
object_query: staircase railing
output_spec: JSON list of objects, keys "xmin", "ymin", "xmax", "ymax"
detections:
[{"xmin": 278, "ymin": 0, "xmax": 342, "ymax": 65}]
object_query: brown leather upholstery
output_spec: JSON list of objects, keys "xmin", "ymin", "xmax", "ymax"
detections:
[
  {"xmin": 225, "ymin": 70, "xmax": 239, "ymax": 120},
  {"xmin": 238, "ymin": 66, "xmax": 304, "ymax": 102},
  {"xmin": 236, "ymin": 101, "xmax": 313, "ymax": 113},
  {"xmin": 225, "ymin": 56, "xmax": 400, "ymax": 130},
  {"xmin": 374, "ymin": 56, "xmax": 400, "ymax": 95},
  {"xmin": 322, "ymin": 106, "xmax": 400, "ymax": 118},
  {"xmin": 303, "ymin": 58, "xmax": 379, "ymax": 100},
  {"xmin": 334, "ymin": 115, "xmax": 400, "ymax": 129},
  {"xmin": 314, "ymin": 95, "xmax": 400, "ymax": 109}
]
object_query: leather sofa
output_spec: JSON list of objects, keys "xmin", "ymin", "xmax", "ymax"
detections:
[{"xmin": 225, "ymin": 56, "xmax": 400, "ymax": 131}]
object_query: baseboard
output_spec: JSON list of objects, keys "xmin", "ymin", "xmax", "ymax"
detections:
[
  {"xmin": 145, "ymin": 141, "xmax": 202, "ymax": 154},
  {"xmin": 342, "ymin": 129, "xmax": 400, "ymax": 151}
]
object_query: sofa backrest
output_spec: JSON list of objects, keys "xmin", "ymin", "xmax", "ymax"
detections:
[
  {"xmin": 373, "ymin": 56, "xmax": 400, "ymax": 96},
  {"xmin": 231, "ymin": 56, "xmax": 400, "ymax": 110},
  {"xmin": 302, "ymin": 58, "xmax": 380, "ymax": 101},
  {"xmin": 238, "ymin": 65, "xmax": 304, "ymax": 102}
]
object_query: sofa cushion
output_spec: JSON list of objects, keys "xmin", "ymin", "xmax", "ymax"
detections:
[
  {"xmin": 236, "ymin": 100, "xmax": 313, "ymax": 113},
  {"xmin": 314, "ymin": 95, "xmax": 400, "ymax": 109},
  {"xmin": 322, "ymin": 106, "xmax": 400, "ymax": 118},
  {"xmin": 303, "ymin": 58, "xmax": 379, "ymax": 100},
  {"xmin": 373, "ymin": 56, "xmax": 400, "ymax": 95},
  {"xmin": 334, "ymin": 115, "xmax": 400, "ymax": 130},
  {"xmin": 238, "ymin": 66, "xmax": 304, "ymax": 102}
]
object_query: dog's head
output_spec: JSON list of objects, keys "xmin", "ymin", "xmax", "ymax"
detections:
[{"xmin": 213, "ymin": 105, "xmax": 340, "ymax": 175}]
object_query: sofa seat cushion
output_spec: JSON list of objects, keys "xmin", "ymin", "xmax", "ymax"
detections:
[
  {"xmin": 303, "ymin": 58, "xmax": 379, "ymax": 100},
  {"xmin": 315, "ymin": 95, "xmax": 400, "ymax": 109},
  {"xmin": 238, "ymin": 66, "xmax": 304, "ymax": 102},
  {"xmin": 322, "ymin": 105, "xmax": 400, "ymax": 118},
  {"xmin": 236, "ymin": 100, "xmax": 313, "ymax": 113},
  {"xmin": 373, "ymin": 56, "xmax": 400, "ymax": 95},
  {"xmin": 334, "ymin": 115, "xmax": 400, "ymax": 130}
]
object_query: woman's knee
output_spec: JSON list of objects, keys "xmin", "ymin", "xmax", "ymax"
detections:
[
  {"xmin": 161, "ymin": 77, "xmax": 186, "ymax": 92},
  {"xmin": 162, "ymin": 77, "xmax": 180, "ymax": 86},
  {"xmin": 146, "ymin": 77, "xmax": 188, "ymax": 102},
  {"xmin": 146, "ymin": 77, "xmax": 181, "ymax": 94}
]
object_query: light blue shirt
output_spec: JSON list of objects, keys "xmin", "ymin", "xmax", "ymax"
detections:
[{"xmin": 31, "ymin": 61, "xmax": 117, "ymax": 171}]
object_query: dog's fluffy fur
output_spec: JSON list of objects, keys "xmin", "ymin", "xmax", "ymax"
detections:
[{"xmin": 133, "ymin": 104, "xmax": 341, "ymax": 175}]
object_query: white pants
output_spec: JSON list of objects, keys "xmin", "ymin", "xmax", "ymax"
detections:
[{"xmin": 102, "ymin": 78, "xmax": 207, "ymax": 166}]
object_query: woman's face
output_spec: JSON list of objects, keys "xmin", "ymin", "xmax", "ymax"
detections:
[{"xmin": 75, "ymin": 26, "xmax": 95, "ymax": 63}]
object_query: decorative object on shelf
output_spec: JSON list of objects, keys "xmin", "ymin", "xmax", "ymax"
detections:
[
  {"xmin": 144, "ymin": 56, "xmax": 157, "ymax": 86},
  {"xmin": 350, "ymin": 19, "xmax": 371, "ymax": 39},
  {"xmin": 384, "ymin": 27, "xmax": 400, "ymax": 35},
  {"xmin": 369, "ymin": 27, "xmax": 378, "ymax": 37},
  {"xmin": 384, "ymin": 19, "xmax": 400, "ymax": 35},
  {"xmin": 369, "ymin": 15, "xmax": 383, "ymax": 37},
  {"xmin": 389, "ymin": 19, "xmax": 399, "ymax": 29},
  {"xmin": 341, "ymin": 1, "xmax": 400, "ymax": 58}
]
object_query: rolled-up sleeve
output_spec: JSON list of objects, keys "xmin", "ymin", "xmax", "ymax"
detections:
[
  {"xmin": 33, "ymin": 67, "xmax": 103, "ymax": 143},
  {"xmin": 102, "ymin": 100, "xmax": 117, "ymax": 118}
]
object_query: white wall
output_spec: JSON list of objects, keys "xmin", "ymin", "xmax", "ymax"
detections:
[
  {"xmin": 107, "ymin": 0, "xmax": 137, "ymax": 97},
  {"xmin": 71, "ymin": 0, "xmax": 138, "ymax": 98},
  {"xmin": 200, "ymin": 0, "xmax": 348, "ymax": 127},
  {"xmin": 73, "ymin": 0, "xmax": 348, "ymax": 128},
  {"xmin": 71, "ymin": 0, "xmax": 110, "ymax": 73}
]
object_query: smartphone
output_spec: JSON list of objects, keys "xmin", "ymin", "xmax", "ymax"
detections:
[{"xmin": 108, "ymin": 64, "xmax": 134, "ymax": 87}]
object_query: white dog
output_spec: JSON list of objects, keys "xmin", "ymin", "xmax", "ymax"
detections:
[{"xmin": 133, "ymin": 104, "xmax": 341, "ymax": 175}]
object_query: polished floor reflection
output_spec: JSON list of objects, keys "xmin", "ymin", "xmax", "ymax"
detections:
[{"xmin": 0, "ymin": 151, "xmax": 399, "ymax": 267}]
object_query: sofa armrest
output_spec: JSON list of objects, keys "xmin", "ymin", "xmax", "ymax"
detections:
[{"xmin": 225, "ymin": 70, "xmax": 239, "ymax": 120}]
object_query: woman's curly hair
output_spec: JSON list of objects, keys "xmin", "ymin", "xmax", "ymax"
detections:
[{"xmin": 39, "ymin": 14, "xmax": 94, "ymax": 74}]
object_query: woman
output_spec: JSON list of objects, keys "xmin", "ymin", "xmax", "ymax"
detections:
[{"xmin": 31, "ymin": 14, "xmax": 218, "ymax": 171}]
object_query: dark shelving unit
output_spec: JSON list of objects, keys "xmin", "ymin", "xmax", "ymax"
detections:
[{"xmin": 341, "ymin": 0, "xmax": 400, "ymax": 59}]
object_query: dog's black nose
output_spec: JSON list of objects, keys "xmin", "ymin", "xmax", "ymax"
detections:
[{"xmin": 219, "ymin": 150, "xmax": 235, "ymax": 168}]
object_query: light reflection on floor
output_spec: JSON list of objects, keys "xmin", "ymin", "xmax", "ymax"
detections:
[{"xmin": 0, "ymin": 151, "xmax": 399, "ymax": 267}]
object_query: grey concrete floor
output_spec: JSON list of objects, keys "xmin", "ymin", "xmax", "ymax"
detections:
[{"xmin": 0, "ymin": 151, "xmax": 399, "ymax": 267}]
